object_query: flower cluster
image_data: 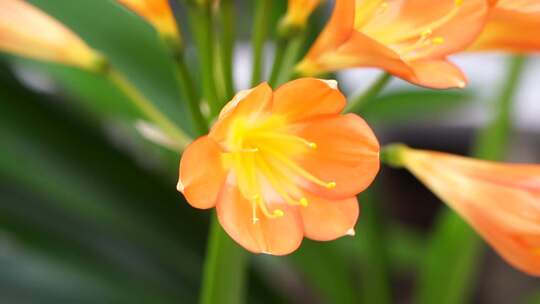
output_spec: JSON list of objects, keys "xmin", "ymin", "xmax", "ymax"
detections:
[{"xmin": 1, "ymin": 0, "xmax": 539, "ymax": 277}]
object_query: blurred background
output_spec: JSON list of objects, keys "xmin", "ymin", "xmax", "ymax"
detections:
[{"xmin": 1, "ymin": 0, "xmax": 539, "ymax": 303}]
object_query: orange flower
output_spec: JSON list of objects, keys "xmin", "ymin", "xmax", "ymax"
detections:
[
  {"xmin": 178, "ymin": 78, "xmax": 380, "ymax": 255},
  {"xmin": 0, "ymin": 0, "xmax": 102, "ymax": 70},
  {"xmin": 117, "ymin": 0, "xmax": 180, "ymax": 40},
  {"xmin": 386, "ymin": 144, "xmax": 540, "ymax": 275},
  {"xmin": 469, "ymin": 0, "xmax": 540, "ymax": 52},
  {"xmin": 296, "ymin": 0, "xmax": 491, "ymax": 89},
  {"xmin": 280, "ymin": 0, "xmax": 322, "ymax": 31}
]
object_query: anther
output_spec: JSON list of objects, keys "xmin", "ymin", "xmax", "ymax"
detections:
[
  {"xmin": 273, "ymin": 209, "xmax": 285, "ymax": 217},
  {"xmin": 326, "ymin": 181, "xmax": 337, "ymax": 189},
  {"xmin": 299, "ymin": 197, "xmax": 309, "ymax": 207},
  {"xmin": 431, "ymin": 37, "xmax": 445, "ymax": 45},
  {"xmin": 420, "ymin": 29, "xmax": 432, "ymax": 38},
  {"xmin": 308, "ymin": 142, "xmax": 317, "ymax": 149},
  {"xmin": 455, "ymin": 0, "xmax": 463, "ymax": 6}
]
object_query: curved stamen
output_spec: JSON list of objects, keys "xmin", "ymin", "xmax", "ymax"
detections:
[
  {"xmin": 373, "ymin": 0, "xmax": 463, "ymax": 44},
  {"xmin": 251, "ymin": 131, "xmax": 317, "ymax": 149},
  {"xmin": 261, "ymin": 144, "xmax": 336, "ymax": 189},
  {"xmin": 255, "ymin": 154, "xmax": 309, "ymax": 207}
]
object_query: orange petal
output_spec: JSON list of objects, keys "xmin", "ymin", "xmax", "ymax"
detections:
[
  {"xmin": 370, "ymin": 0, "xmax": 489, "ymax": 59},
  {"xmin": 304, "ymin": 0, "xmax": 355, "ymax": 59},
  {"xmin": 216, "ymin": 182, "xmax": 303, "ymax": 255},
  {"xmin": 299, "ymin": 31, "xmax": 414, "ymax": 78},
  {"xmin": 272, "ymin": 77, "xmax": 346, "ymax": 122},
  {"xmin": 300, "ymin": 194, "xmax": 359, "ymax": 241},
  {"xmin": 178, "ymin": 136, "xmax": 227, "ymax": 209},
  {"xmin": 469, "ymin": 6, "xmax": 540, "ymax": 53},
  {"xmin": 210, "ymin": 82, "xmax": 273, "ymax": 143},
  {"xmin": 408, "ymin": 59, "xmax": 467, "ymax": 89},
  {"xmin": 296, "ymin": 113, "xmax": 380, "ymax": 199},
  {"xmin": 401, "ymin": 148, "xmax": 540, "ymax": 275}
]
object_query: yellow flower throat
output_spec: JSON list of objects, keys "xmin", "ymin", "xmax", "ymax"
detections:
[{"xmin": 222, "ymin": 114, "xmax": 336, "ymax": 223}]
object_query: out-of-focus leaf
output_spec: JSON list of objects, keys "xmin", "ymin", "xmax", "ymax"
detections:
[
  {"xmin": 288, "ymin": 240, "xmax": 357, "ymax": 304},
  {"xmin": 0, "ymin": 64, "xmax": 204, "ymax": 302},
  {"xmin": 26, "ymin": 0, "xmax": 193, "ymax": 134},
  {"xmin": 523, "ymin": 290, "xmax": 540, "ymax": 304},
  {"xmin": 0, "ymin": 184, "xmax": 181, "ymax": 304},
  {"xmin": 361, "ymin": 90, "xmax": 472, "ymax": 124}
]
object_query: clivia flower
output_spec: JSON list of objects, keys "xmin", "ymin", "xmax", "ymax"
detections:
[
  {"xmin": 178, "ymin": 78, "xmax": 380, "ymax": 255},
  {"xmin": 296, "ymin": 0, "xmax": 491, "ymax": 89},
  {"xmin": 384, "ymin": 144, "xmax": 540, "ymax": 275},
  {"xmin": 117, "ymin": 0, "xmax": 181, "ymax": 42},
  {"xmin": 469, "ymin": 0, "xmax": 540, "ymax": 52},
  {"xmin": 0, "ymin": 0, "xmax": 103, "ymax": 70}
]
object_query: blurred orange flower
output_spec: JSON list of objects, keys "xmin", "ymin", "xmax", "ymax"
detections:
[
  {"xmin": 178, "ymin": 78, "xmax": 380, "ymax": 255},
  {"xmin": 281, "ymin": 0, "xmax": 322, "ymax": 31},
  {"xmin": 391, "ymin": 145, "xmax": 540, "ymax": 275},
  {"xmin": 0, "ymin": 0, "xmax": 102, "ymax": 70},
  {"xmin": 117, "ymin": 0, "xmax": 180, "ymax": 40},
  {"xmin": 469, "ymin": 0, "xmax": 540, "ymax": 52},
  {"xmin": 296, "ymin": 0, "xmax": 491, "ymax": 89}
]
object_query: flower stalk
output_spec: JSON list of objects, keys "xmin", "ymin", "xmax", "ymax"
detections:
[
  {"xmin": 107, "ymin": 68, "xmax": 191, "ymax": 149},
  {"xmin": 250, "ymin": 0, "xmax": 272, "ymax": 86},
  {"xmin": 345, "ymin": 73, "xmax": 392, "ymax": 113}
]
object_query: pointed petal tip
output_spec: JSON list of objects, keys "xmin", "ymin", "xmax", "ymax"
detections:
[
  {"xmin": 176, "ymin": 180, "xmax": 185, "ymax": 193},
  {"xmin": 318, "ymin": 78, "xmax": 339, "ymax": 90}
]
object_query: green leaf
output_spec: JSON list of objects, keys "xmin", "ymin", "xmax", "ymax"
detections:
[
  {"xmin": 26, "ymin": 0, "xmax": 193, "ymax": 134},
  {"xmin": 361, "ymin": 89, "xmax": 472, "ymax": 125}
]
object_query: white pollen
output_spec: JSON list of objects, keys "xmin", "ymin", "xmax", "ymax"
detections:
[
  {"xmin": 318, "ymin": 79, "xmax": 338, "ymax": 90},
  {"xmin": 346, "ymin": 228, "xmax": 356, "ymax": 236}
]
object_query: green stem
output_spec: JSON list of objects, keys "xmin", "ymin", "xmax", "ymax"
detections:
[
  {"xmin": 187, "ymin": 3, "xmax": 220, "ymax": 117},
  {"xmin": 218, "ymin": 0, "xmax": 235, "ymax": 100},
  {"xmin": 415, "ymin": 55, "xmax": 527, "ymax": 304},
  {"xmin": 250, "ymin": 0, "xmax": 272, "ymax": 86},
  {"xmin": 269, "ymin": 38, "xmax": 287, "ymax": 88},
  {"xmin": 107, "ymin": 69, "xmax": 191, "ymax": 149},
  {"xmin": 472, "ymin": 55, "xmax": 526, "ymax": 160},
  {"xmin": 199, "ymin": 213, "xmax": 247, "ymax": 304},
  {"xmin": 345, "ymin": 73, "xmax": 392, "ymax": 113},
  {"xmin": 274, "ymin": 33, "xmax": 305, "ymax": 87},
  {"xmin": 174, "ymin": 56, "xmax": 208, "ymax": 135}
]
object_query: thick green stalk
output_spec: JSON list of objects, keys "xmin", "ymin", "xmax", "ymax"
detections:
[
  {"xmin": 250, "ymin": 0, "xmax": 272, "ymax": 86},
  {"xmin": 218, "ymin": 0, "xmax": 235, "ymax": 100},
  {"xmin": 199, "ymin": 213, "xmax": 247, "ymax": 304},
  {"xmin": 273, "ymin": 33, "xmax": 305, "ymax": 86},
  {"xmin": 345, "ymin": 73, "xmax": 392, "ymax": 113},
  {"xmin": 415, "ymin": 55, "xmax": 527, "ymax": 304},
  {"xmin": 107, "ymin": 69, "xmax": 191, "ymax": 149},
  {"xmin": 354, "ymin": 188, "xmax": 392, "ymax": 304},
  {"xmin": 269, "ymin": 38, "xmax": 287, "ymax": 87},
  {"xmin": 174, "ymin": 56, "xmax": 208, "ymax": 135},
  {"xmin": 187, "ymin": 3, "xmax": 220, "ymax": 117}
]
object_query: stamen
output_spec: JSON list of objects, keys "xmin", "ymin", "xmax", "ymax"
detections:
[
  {"xmin": 299, "ymin": 197, "xmax": 309, "ymax": 207},
  {"xmin": 273, "ymin": 209, "xmax": 285, "ymax": 217},
  {"xmin": 262, "ymin": 145, "xmax": 336, "ymax": 189},
  {"xmin": 431, "ymin": 37, "xmax": 445, "ymax": 45},
  {"xmin": 355, "ymin": 0, "xmax": 389, "ymax": 29},
  {"xmin": 252, "ymin": 132, "xmax": 317, "ymax": 150},
  {"xmin": 251, "ymin": 195, "xmax": 260, "ymax": 224},
  {"xmin": 374, "ymin": 1, "xmax": 463, "ymax": 44},
  {"xmin": 255, "ymin": 154, "xmax": 309, "ymax": 207}
]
